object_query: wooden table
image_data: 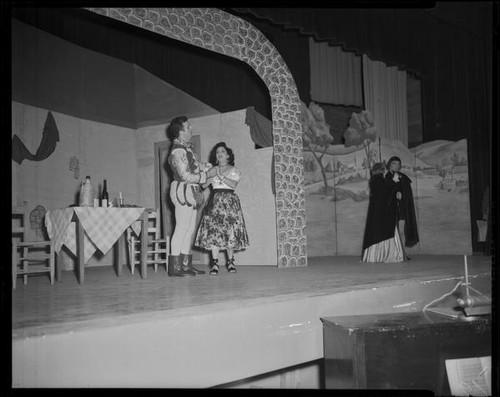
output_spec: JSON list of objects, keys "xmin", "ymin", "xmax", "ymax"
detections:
[
  {"xmin": 45, "ymin": 207, "xmax": 148, "ymax": 284},
  {"xmin": 321, "ymin": 311, "xmax": 491, "ymax": 394}
]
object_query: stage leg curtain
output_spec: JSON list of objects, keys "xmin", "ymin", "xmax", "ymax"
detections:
[
  {"xmin": 362, "ymin": 55, "xmax": 409, "ymax": 147},
  {"xmin": 309, "ymin": 38, "xmax": 363, "ymax": 107}
]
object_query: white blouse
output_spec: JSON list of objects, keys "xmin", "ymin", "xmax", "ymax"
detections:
[{"xmin": 212, "ymin": 167, "xmax": 241, "ymax": 190}]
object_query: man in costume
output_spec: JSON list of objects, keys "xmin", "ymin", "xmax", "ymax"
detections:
[{"xmin": 166, "ymin": 116, "xmax": 217, "ymax": 276}]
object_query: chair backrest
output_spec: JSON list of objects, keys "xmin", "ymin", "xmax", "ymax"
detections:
[
  {"xmin": 12, "ymin": 206, "xmax": 29, "ymax": 240},
  {"xmin": 128, "ymin": 208, "xmax": 164, "ymax": 243},
  {"xmin": 145, "ymin": 209, "xmax": 162, "ymax": 240}
]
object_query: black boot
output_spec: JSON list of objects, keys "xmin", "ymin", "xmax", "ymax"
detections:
[
  {"xmin": 168, "ymin": 255, "xmax": 188, "ymax": 277},
  {"xmin": 181, "ymin": 253, "xmax": 206, "ymax": 275},
  {"xmin": 180, "ymin": 253, "xmax": 196, "ymax": 276}
]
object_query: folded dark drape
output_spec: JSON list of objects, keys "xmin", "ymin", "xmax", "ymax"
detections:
[
  {"xmin": 245, "ymin": 106, "xmax": 273, "ymax": 148},
  {"xmin": 12, "ymin": 111, "xmax": 60, "ymax": 165},
  {"xmin": 245, "ymin": 106, "xmax": 275, "ymax": 195}
]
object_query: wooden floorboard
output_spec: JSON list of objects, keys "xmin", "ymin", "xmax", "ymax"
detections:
[{"xmin": 12, "ymin": 254, "xmax": 491, "ymax": 338}]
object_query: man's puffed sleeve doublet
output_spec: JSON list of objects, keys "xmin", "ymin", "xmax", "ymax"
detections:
[{"xmin": 170, "ymin": 148, "xmax": 207, "ymax": 184}]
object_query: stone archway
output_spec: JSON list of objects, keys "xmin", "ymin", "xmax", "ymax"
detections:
[{"xmin": 85, "ymin": 7, "xmax": 307, "ymax": 268}]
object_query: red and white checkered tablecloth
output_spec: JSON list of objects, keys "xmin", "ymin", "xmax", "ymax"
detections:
[{"xmin": 45, "ymin": 207, "xmax": 145, "ymax": 264}]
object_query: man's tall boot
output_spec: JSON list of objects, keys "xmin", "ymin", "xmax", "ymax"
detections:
[
  {"xmin": 181, "ymin": 253, "xmax": 206, "ymax": 275},
  {"xmin": 179, "ymin": 253, "xmax": 196, "ymax": 276},
  {"xmin": 168, "ymin": 255, "xmax": 187, "ymax": 277}
]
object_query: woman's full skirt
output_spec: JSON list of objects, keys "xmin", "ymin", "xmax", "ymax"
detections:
[
  {"xmin": 195, "ymin": 189, "xmax": 249, "ymax": 250},
  {"xmin": 362, "ymin": 226, "xmax": 405, "ymax": 263}
]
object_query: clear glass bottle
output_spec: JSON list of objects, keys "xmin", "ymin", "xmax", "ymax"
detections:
[{"xmin": 79, "ymin": 176, "xmax": 93, "ymax": 207}]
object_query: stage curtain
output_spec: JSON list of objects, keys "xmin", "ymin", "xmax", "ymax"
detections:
[
  {"xmin": 309, "ymin": 38, "xmax": 362, "ymax": 107},
  {"xmin": 362, "ymin": 55, "xmax": 408, "ymax": 147},
  {"xmin": 231, "ymin": 8, "xmax": 430, "ymax": 74},
  {"xmin": 232, "ymin": 7, "xmax": 492, "ymax": 252}
]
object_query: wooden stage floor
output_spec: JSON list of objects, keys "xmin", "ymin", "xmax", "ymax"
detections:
[{"xmin": 12, "ymin": 254, "xmax": 492, "ymax": 339}]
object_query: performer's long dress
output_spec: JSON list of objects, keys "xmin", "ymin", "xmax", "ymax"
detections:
[
  {"xmin": 362, "ymin": 226, "xmax": 405, "ymax": 262},
  {"xmin": 361, "ymin": 172, "xmax": 406, "ymax": 263}
]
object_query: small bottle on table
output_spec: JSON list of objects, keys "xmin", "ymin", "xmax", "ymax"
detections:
[{"xmin": 101, "ymin": 179, "xmax": 109, "ymax": 207}]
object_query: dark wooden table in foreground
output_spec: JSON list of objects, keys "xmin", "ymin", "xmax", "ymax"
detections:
[{"xmin": 322, "ymin": 311, "xmax": 491, "ymax": 395}]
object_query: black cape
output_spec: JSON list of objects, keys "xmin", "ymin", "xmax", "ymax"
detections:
[
  {"xmin": 384, "ymin": 171, "xmax": 419, "ymax": 247},
  {"xmin": 362, "ymin": 173, "xmax": 397, "ymax": 250},
  {"xmin": 362, "ymin": 171, "xmax": 420, "ymax": 251}
]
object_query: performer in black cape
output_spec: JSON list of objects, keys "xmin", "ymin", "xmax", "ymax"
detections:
[
  {"xmin": 384, "ymin": 156, "xmax": 419, "ymax": 252},
  {"xmin": 362, "ymin": 162, "xmax": 405, "ymax": 262},
  {"xmin": 362, "ymin": 157, "xmax": 419, "ymax": 262}
]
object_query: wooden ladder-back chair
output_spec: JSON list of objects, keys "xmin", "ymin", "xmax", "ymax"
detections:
[
  {"xmin": 12, "ymin": 205, "xmax": 55, "ymax": 289},
  {"xmin": 126, "ymin": 209, "xmax": 169, "ymax": 277}
]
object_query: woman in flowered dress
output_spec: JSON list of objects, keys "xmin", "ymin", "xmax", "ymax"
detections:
[{"xmin": 195, "ymin": 142, "xmax": 249, "ymax": 275}]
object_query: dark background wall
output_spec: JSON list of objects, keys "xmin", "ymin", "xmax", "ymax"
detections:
[
  {"xmin": 11, "ymin": 8, "xmax": 274, "ymax": 120},
  {"xmin": 11, "ymin": 19, "xmax": 137, "ymax": 128},
  {"xmin": 11, "ymin": 19, "xmax": 218, "ymax": 129}
]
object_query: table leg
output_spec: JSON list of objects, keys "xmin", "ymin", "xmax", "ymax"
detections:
[
  {"xmin": 117, "ymin": 233, "xmax": 124, "ymax": 276},
  {"xmin": 140, "ymin": 211, "xmax": 147, "ymax": 279},
  {"xmin": 55, "ymin": 252, "xmax": 62, "ymax": 282},
  {"xmin": 76, "ymin": 217, "xmax": 85, "ymax": 284}
]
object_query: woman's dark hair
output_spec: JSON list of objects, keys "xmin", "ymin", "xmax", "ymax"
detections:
[
  {"xmin": 387, "ymin": 156, "xmax": 402, "ymax": 167},
  {"xmin": 209, "ymin": 142, "xmax": 235, "ymax": 166},
  {"xmin": 166, "ymin": 116, "xmax": 188, "ymax": 141}
]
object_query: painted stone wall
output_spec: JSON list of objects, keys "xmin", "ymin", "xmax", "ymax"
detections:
[{"xmin": 85, "ymin": 7, "xmax": 307, "ymax": 267}]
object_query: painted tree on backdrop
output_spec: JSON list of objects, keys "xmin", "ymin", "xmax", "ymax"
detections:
[
  {"xmin": 300, "ymin": 101, "xmax": 334, "ymax": 195},
  {"xmin": 343, "ymin": 111, "xmax": 378, "ymax": 178}
]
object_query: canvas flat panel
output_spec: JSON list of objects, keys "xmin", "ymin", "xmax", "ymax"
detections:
[
  {"xmin": 304, "ymin": 137, "xmax": 472, "ymax": 256},
  {"xmin": 410, "ymin": 139, "xmax": 472, "ymax": 254},
  {"xmin": 191, "ymin": 109, "xmax": 277, "ymax": 266},
  {"xmin": 134, "ymin": 124, "xmax": 167, "ymax": 208},
  {"xmin": 12, "ymin": 102, "xmax": 138, "ymax": 212},
  {"xmin": 12, "ymin": 102, "xmax": 138, "ymax": 268},
  {"xmin": 303, "ymin": 149, "xmax": 338, "ymax": 256}
]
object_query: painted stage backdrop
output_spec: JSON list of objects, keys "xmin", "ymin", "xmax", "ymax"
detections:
[{"xmin": 302, "ymin": 102, "xmax": 472, "ymax": 256}]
